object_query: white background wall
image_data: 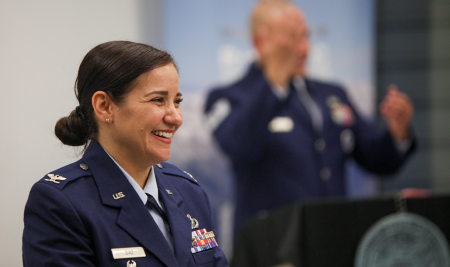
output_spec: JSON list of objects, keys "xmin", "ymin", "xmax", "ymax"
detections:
[{"xmin": 0, "ymin": 0, "xmax": 161, "ymax": 264}]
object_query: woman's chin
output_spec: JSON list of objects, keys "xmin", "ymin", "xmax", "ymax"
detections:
[{"xmin": 150, "ymin": 152, "xmax": 171, "ymax": 165}]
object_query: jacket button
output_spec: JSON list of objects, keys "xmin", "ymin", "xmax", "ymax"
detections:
[
  {"xmin": 315, "ymin": 138, "xmax": 326, "ymax": 152},
  {"xmin": 320, "ymin": 167, "xmax": 331, "ymax": 181},
  {"xmin": 79, "ymin": 163, "xmax": 89, "ymax": 170}
]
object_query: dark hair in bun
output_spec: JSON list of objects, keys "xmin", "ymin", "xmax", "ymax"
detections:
[{"xmin": 54, "ymin": 41, "xmax": 177, "ymax": 146}]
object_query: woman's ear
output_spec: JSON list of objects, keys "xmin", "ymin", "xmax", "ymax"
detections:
[{"xmin": 92, "ymin": 91, "xmax": 114, "ymax": 123}]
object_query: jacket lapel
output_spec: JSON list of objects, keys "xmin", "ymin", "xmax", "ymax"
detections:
[
  {"xmin": 116, "ymin": 198, "xmax": 178, "ymax": 267},
  {"xmin": 155, "ymin": 168, "xmax": 192, "ymax": 267},
  {"xmin": 82, "ymin": 140, "xmax": 179, "ymax": 267}
]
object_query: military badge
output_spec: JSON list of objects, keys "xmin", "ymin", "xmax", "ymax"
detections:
[
  {"xmin": 45, "ymin": 174, "xmax": 67, "ymax": 184},
  {"xmin": 190, "ymin": 228, "xmax": 219, "ymax": 254},
  {"xmin": 327, "ymin": 95, "xmax": 354, "ymax": 127},
  {"xmin": 187, "ymin": 214, "xmax": 199, "ymax": 229}
]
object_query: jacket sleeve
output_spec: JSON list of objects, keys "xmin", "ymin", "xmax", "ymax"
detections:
[
  {"xmin": 23, "ymin": 183, "xmax": 95, "ymax": 267},
  {"xmin": 346, "ymin": 94, "xmax": 416, "ymax": 174}
]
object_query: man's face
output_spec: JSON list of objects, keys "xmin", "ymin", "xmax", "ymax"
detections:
[{"xmin": 257, "ymin": 5, "xmax": 310, "ymax": 77}]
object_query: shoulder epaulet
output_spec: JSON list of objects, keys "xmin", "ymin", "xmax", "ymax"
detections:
[
  {"xmin": 158, "ymin": 162, "xmax": 199, "ymax": 185},
  {"xmin": 306, "ymin": 79, "xmax": 345, "ymax": 92},
  {"xmin": 37, "ymin": 160, "xmax": 92, "ymax": 190}
]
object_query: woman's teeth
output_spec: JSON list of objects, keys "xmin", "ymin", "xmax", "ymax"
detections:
[{"xmin": 153, "ymin": 131, "xmax": 173, "ymax": 139}]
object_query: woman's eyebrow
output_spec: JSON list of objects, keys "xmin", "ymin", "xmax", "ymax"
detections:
[
  {"xmin": 144, "ymin": 91, "xmax": 168, "ymax": 97},
  {"xmin": 143, "ymin": 91, "xmax": 183, "ymax": 97}
]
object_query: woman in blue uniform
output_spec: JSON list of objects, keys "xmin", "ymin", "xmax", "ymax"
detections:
[{"xmin": 23, "ymin": 41, "xmax": 228, "ymax": 267}]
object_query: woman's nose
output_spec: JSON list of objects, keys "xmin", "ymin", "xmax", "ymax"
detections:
[{"xmin": 164, "ymin": 106, "xmax": 183, "ymax": 127}]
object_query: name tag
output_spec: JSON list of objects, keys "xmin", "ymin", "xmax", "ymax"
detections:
[
  {"xmin": 111, "ymin": 247, "xmax": 146, "ymax": 259},
  {"xmin": 268, "ymin": 117, "xmax": 294, "ymax": 133}
]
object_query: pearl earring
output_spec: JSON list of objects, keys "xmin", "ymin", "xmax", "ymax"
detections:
[{"xmin": 106, "ymin": 119, "xmax": 110, "ymax": 123}]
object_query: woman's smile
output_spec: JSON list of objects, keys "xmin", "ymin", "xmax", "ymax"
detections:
[{"xmin": 152, "ymin": 130, "xmax": 174, "ymax": 144}]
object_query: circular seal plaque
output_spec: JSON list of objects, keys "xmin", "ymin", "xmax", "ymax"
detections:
[{"xmin": 355, "ymin": 213, "xmax": 450, "ymax": 267}]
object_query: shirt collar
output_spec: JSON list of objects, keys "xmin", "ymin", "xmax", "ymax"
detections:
[
  {"xmin": 268, "ymin": 76, "xmax": 307, "ymax": 100},
  {"xmin": 101, "ymin": 147, "xmax": 159, "ymax": 206}
]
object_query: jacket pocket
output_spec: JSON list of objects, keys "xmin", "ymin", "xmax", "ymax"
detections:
[{"xmin": 192, "ymin": 248, "xmax": 214, "ymax": 266}]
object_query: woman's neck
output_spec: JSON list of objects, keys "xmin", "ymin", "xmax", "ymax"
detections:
[{"xmin": 97, "ymin": 137, "xmax": 152, "ymax": 189}]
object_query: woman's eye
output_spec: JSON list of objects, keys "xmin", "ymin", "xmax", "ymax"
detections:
[
  {"xmin": 151, "ymin": 98, "xmax": 164, "ymax": 103},
  {"xmin": 175, "ymin": 98, "xmax": 183, "ymax": 105}
]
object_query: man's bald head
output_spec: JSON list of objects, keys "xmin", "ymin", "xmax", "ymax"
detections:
[
  {"xmin": 251, "ymin": 0, "xmax": 303, "ymax": 37},
  {"xmin": 250, "ymin": 0, "xmax": 309, "ymax": 77}
]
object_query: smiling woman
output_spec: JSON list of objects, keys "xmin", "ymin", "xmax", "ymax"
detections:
[
  {"xmin": 22, "ymin": 41, "xmax": 228, "ymax": 267},
  {"xmin": 94, "ymin": 63, "xmax": 183, "ymax": 187}
]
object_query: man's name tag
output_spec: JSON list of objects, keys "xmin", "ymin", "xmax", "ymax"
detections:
[
  {"xmin": 268, "ymin": 117, "xmax": 294, "ymax": 133},
  {"xmin": 111, "ymin": 247, "xmax": 146, "ymax": 259}
]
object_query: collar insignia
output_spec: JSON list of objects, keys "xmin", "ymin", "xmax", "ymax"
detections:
[{"xmin": 45, "ymin": 174, "xmax": 67, "ymax": 184}]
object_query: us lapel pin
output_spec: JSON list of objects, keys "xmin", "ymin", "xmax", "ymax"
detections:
[{"xmin": 113, "ymin": 192, "xmax": 125, "ymax": 200}]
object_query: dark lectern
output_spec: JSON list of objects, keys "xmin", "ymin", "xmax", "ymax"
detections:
[{"xmin": 231, "ymin": 195, "xmax": 450, "ymax": 267}]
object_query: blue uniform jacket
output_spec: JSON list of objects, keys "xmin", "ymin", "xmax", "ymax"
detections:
[
  {"xmin": 23, "ymin": 140, "xmax": 228, "ymax": 267},
  {"xmin": 205, "ymin": 64, "xmax": 415, "ymax": 231}
]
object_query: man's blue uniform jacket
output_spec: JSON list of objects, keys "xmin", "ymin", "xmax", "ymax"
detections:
[
  {"xmin": 23, "ymin": 140, "xmax": 228, "ymax": 267},
  {"xmin": 205, "ymin": 64, "xmax": 415, "ymax": 232}
]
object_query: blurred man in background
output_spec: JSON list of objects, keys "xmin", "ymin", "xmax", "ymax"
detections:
[{"xmin": 205, "ymin": 0, "xmax": 415, "ymax": 236}]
